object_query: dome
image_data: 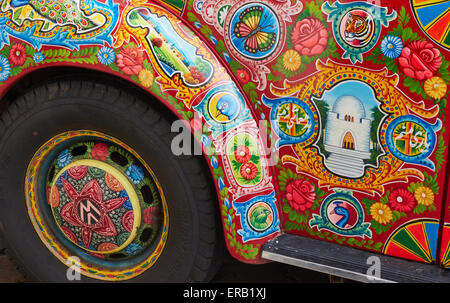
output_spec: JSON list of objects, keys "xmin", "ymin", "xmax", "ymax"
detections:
[{"xmin": 332, "ymin": 95, "xmax": 366, "ymax": 119}]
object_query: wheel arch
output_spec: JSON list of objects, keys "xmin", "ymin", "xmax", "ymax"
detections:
[
  {"xmin": 0, "ymin": 0, "xmax": 281, "ymax": 265},
  {"xmin": 0, "ymin": 63, "xmax": 278, "ymax": 265}
]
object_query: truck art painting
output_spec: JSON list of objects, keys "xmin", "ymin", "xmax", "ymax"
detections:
[{"xmin": 0, "ymin": 0, "xmax": 448, "ymax": 283}]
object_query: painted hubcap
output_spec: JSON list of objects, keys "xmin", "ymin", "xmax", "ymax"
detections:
[
  {"xmin": 50, "ymin": 160, "xmax": 141, "ymax": 255},
  {"xmin": 26, "ymin": 131, "xmax": 168, "ymax": 281}
]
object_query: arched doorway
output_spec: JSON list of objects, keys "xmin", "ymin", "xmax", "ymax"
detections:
[{"xmin": 342, "ymin": 131, "xmax": 355, "ymax": 150}]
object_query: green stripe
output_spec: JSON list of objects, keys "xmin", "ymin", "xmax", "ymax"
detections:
[
  {"xmin": 393, "ymin": 229, "xmax": 431, "ymax": 262},
  {"xmin": 162, "ymin": 0, "xmax": 185, "ymax": 12}
]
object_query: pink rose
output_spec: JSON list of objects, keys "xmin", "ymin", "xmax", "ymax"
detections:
[
  {"xmin": 398, "ymin": 40, "xmax": 442, "ymax": 81},
  {"xmin": 291, "ymin": 18, "xmax": 329, "ymax": 56},
  {"xmin": 285, "ymin": 179, "xmax": 316, "ymax": 212},
  {"xmin": 116, "ymin": 46, "xmax": 144, "ymax": 75}
]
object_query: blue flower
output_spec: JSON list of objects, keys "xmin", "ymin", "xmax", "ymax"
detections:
[
  {"xmin": 0, "ymin": 55, "xmax": 10, "ymax": 82},
  {"xmin": 33, "ymin": 52, "xmax": 45, "ymax": 63},
  {"xmin": 381, "ymin": 35, "xmax": 403, "ymax": 59},
  {"xmin": 97, "ymin": 47, "xmax": 116, "ymax": 65},
  {"xmin": 126, "ymin": 165, "xmax": 145, "ymax": 184},
  {"xmin": 57, "ymin": 149, "xmax": 71, "ymax": 168},
  {"xmin": 125, "ymin": 243, "xmax": 143, "ymax": 256}
]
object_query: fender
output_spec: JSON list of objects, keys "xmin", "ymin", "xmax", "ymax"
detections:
[{"xmin": 0, "ymin": 0, "xmax": 281, "ymax": 264}]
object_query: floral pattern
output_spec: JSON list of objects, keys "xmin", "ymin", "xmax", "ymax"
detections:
[
  {"xmin": 424, "ymin": 77, "xmax": 447, "ymax": 100},
  {"xmin": 380, "ymin": 35, "xmax": 403, "ymax": 59},
  {"xmin": 97, "ymin": 46, "xmax": 116, "ymax": 65},
  {"xmin": 398, "ymin": 40, "xmax": 442, "ymax": 81},
  {"xmin": 415, "ymin": 186, "xmax": 435, "ymax": 206},
  {"xmin": 285, "ymin": 179, "xmax": 316, "ymax": 212},
  {"xmin": 291, "ymin": 18, "xmax": 328, "ymax": 56},
  {"xmin": 388, "ymin": 189, "xmax": 415, "ymax": 213},
  {"xmin": 0, "ymin": 55, "xmax": 10, "ymax": 81},
  {"xmin": 282, "ymin": 50, "xmax": 302, "ymax": 72},
  {"xmin": 9, "ymin": 43, "xmax": 26, "ymax": 66},
  {"xmin": 116, "ymin": 46, "xmax": 144, "ymax": 76},
  {"xmin": 234, "ymin": 145, "xmax": 251, "ymax": 163},
  {"xmin": 370, "ymin": 203, "xmax": 393, "ymax": 225},
  {"xmin": 58, "ymin": 178, "xmax": 128, "ymax": 249}
]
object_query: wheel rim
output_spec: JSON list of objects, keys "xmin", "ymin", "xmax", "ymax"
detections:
[{"xmin": 25, "ymin": 130, "xmax": 169, "ymax": 281}]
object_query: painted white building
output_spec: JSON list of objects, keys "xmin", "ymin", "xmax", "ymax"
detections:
[{"xmin": 323, "ymin": 95, "xmax": 372, "ymax": 178}]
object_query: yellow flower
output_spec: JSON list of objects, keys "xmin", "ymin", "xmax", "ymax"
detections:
[
  {"xmin": 138, "ymin": 69, "xmax": 154, "ymax": 88},
  {"xmin": 414, "ymin": 186, "xmax": 434, "ymax": 206},
  {"xmin": 424, "ymin": 77, "xmax": 447, "ymax": 100},
  {"xmin": 370, "ymin": 203, "xmax": 392, "ymax": 225},
  {"xmin": 282, "ymin": 50, "xmax": 302, "ymax": 72}
]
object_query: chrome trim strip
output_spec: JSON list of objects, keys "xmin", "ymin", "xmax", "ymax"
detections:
[{"xmin": 261, "ymin": 250, "xmax": 395, "ymax": 283}]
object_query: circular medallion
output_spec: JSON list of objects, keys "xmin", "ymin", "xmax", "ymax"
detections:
[
  {"xmin": 208, "ymin": 91, "xmax": 241, "ymax": 123},
  {"xmin": 326, "ymin": 199, "xmax": 359, "ymax": 230},
  {"xmin": 339, "ymin": 9, "xmax": 375, "ymax": 49},
  {"xmin": 309, "ymin": 191, "xmax": 371, "ymax": 238},
  {"xmin": 263, "ymin": 96, "xmax": 318, "ymax": 148},
  {"xmin": 229, "ymin": 3, "xmax": 280, "ymax": 60},
  {"xmin": 247, "ymin": 202, "xmax": 274, "ymax": 232},
  {"xmin": 277, "ymin": 102, "xmax": 310, "ymax": 137},
  {"xmin": 385, "ymin": 115, "xmax": 441, "ymax": 170}
]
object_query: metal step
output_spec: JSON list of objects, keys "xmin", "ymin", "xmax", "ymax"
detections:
[{"xmin": 261, "ymin": 234, "xmax": 450, "ymax": 283}]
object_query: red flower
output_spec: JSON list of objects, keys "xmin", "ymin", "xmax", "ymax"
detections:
[
  {"xmin": 398, "ymin": 40, "xmax": 442, "ymax": 81},
  {"xmin": 234, "ymin": 145, "xmax": 251, "ymax": 163},
  {"xmin": 151, "ymin": 37, "xmax": 163, "ymax": 48},
  {"xmin": 116, "ymin": 46, "xmax": 144, "ymax": 75},
  {"xmin": 286, "ymin": 179, "xmax": 316, "ymax": 212},
  {"xmin": 388, "ymin": 188, "xmax": 416, "ymax": 212},
  {"xmin": 240, "ymin": 162, "xmax": 258, "ymax": 180},
  {"xmin": 91, "ymin": 143, "xmax": 109, "ymax": 161},
  {"xmin": 143, "ymin": 206, "xmax": 160, "ymax": 225},
  {"xmin": 9, "ymin": 43, "xmax": 27, "ymax": 66},
  {"xmin": 291, "ymin": 18, "xmax": 329, "ymax": 56},
  {"xmin": 189, "ymin": 66, "xmax": 206, "ymax": 82},
  {"xmin": 236, "ymin": 69, "xmax": 250, "ymax": 85}
]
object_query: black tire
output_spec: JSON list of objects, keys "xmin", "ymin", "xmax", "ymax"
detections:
[{"xmin": 0, "ymin": 79, "xmax": 223, "ymax": 282}]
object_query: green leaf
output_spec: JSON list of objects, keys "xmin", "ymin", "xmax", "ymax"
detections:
[
  {"xmin": 414, "ymin": 204, "xmax": 427, "ymax": 214},
  {"xmin": 371, "ymin": 220, "xmax": 392, "ymax": 234},
  {"xmin": 398, "ymin": 6, "xmax": 410, "ymax": 27},
  {"xmin": 361, "ymin": 198, "xmax": 375, "ymax": 210},
  {"xmin": 282, "ymin": 203, "xmax": 291, "ymax": 214}
]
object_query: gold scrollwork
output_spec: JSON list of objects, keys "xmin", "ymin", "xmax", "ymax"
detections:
[{"xmin": 271, "ymin": 60, "xmax": 439, "ymax": 195}]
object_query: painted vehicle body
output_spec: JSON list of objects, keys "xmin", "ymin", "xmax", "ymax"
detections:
[{"xmin": 0, "ymin": 0, "xmax": 449, "ymax": 280}]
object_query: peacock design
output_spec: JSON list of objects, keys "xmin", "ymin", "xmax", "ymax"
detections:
[{"xmin": 6, "ymin": 0, "xmax": 101, "ymax": 31}]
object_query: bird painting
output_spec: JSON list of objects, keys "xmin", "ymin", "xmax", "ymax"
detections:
[
  {"xmin": 249, "ymin": 205, "xmax": 271, "ymax": 231},
  {"xmin": 329, "ymin": 201, "xmax": 358, "ymax": 230},
  {"xmin": 9, "ymin": 0, "xmax": 100, "ymax": 31},
  {"xmin": 215, "ymin": 93, "xmax": 240, "ymax": 122}
]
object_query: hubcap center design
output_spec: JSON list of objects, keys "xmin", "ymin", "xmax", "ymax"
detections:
[
  {"xmin": 78, "ymin": 198, "xmax": 102, "ymax": 226},
  {"xmin": 50, "ymin": 160, "xmax": 141, "ymax": 255}
]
